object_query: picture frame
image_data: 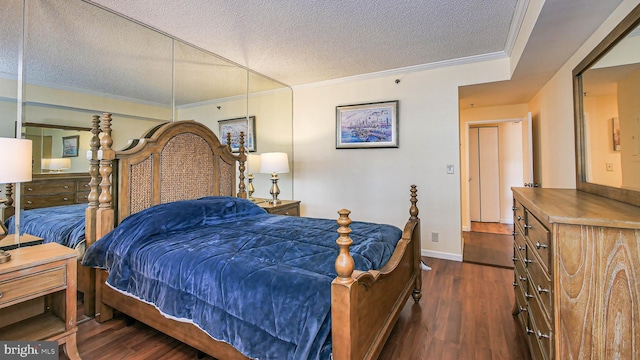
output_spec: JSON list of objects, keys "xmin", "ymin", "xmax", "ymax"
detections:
[
  {"xmin": 612, "ymin": 117, "xmax": 620, "ymax": 151},
  {"xmin": 62, "ymin": 135, "xmax": 79, "ymax": 157},
  {"xmin": 336, "ymin": 100, "xmax": 398, "ymax": 149},
  {"xmin": 218, "ymin": 116, "xmax": 256, "ymax": 152}
]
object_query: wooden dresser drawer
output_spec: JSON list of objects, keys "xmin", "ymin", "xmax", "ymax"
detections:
[
  {"xmin": 529, "ymin": 294, "xmax": 552, "ymax": 359},
  {"xmin": 513, "ymin": 199, "xmax": 526, "ymax": 228},
  {"xmin": 24, "ymin": 180, "xmax": 75, "ymax": 196},
  {"xmin": 76, "ymin": 181, "xmax": 91, "ymax": 192},
  {"xmin": 526, "ymin": 212, "xmax": 550, "ymax": 272},
  {"xmin": 527, "ymin": 254, "xmax": 552, "ymax": 319},
  {"xmin": 77, "ymin": 191, "xmax": 90, "ymax": 203},
  {"xmin": 24, "ymin": 195, "xmax": 75, "ymax": 209},
  {"xmin": 0, "ymin": 266, "xmax": 66, "ymax": 306}
]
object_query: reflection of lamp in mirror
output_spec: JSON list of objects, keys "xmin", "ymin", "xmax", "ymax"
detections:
[
  {"xmin": 246, "ymin": 154, "xmax": 261, "ymax": 202},
  {"xmin": 0, "ymin": 138, "xmax": 32, "ymax": 262},
  {"xmin": 259, "ymin": 152, "xmax": 289, "ymax": 205},
  {"xmin": 44, "ymin": 158, "xmax": 71, "ymax": 172}
]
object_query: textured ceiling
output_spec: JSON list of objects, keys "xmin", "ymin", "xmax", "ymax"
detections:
[
  {"xmin": 0, "ymin": 0, "xmax": 626, "ymax": 109},
  {"xmin": 89, "ymin": 0, "xmax": 519, "ymax": 86}
]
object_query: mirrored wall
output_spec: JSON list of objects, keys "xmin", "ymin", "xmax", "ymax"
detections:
[{"xmin": 1, "ymin": 0, "xmax": 293, "ymax": 198}]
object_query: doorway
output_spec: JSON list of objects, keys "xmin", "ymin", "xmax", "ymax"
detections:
[{"xmin": 462, "ymin": 115, "xmax": 531, "ymax": 267}]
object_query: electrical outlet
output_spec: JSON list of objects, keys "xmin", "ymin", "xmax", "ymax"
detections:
[
  {"xmin": 606, "ymin": 162, "xmax": 614, "ymax": 171},
  {"xmin": 446, "ymin": 164, "xmax": 454, "ymax": 174},
  {"xmin": 431, "ymin": 232, "xmax": 439, "ymax": 242}
]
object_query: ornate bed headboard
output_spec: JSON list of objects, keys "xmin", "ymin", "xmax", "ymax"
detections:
[{"xmin": 101, "ymin": 117, "xmax": 246, "ymax": 224}]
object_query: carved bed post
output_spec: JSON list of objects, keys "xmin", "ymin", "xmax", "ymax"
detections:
[
  {"xmin": 409, "ymin": 184, "xmax": 422, "ymax": 302},
  {"xmin": 237, "ymin": 132, "xmax": 247, "ymax": 198},
  {"xmin": 82, "ymin": 115, "xmax": 101, "ymax": 317},
  {"xmin": 95, "ymin": 113, "xmax": 115, "ymax": 322},
  {"xmin": 332, "ymin": 209, "xmax": 356, "ymax": 359},
  {"xmin": 1, "ymin": 184, "xmax": 15, "ymax": 222},
  {"xmin": 85, "ymin": 115, "xmax": 101, "ymax": 249}
]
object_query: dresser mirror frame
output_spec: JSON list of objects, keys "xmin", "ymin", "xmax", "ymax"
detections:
[
  {"xmin": 573, "ymin": 3, "xmax": 640, "ymax": 207},
  {"xmin": 22, "ymin": 122, "xmax": 91, "ymax": 175}
]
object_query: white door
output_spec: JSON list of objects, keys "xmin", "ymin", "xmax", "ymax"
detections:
[
  {"xmin": 469, "ymin": 126, "xmax": 501, "ymax": 222},
  {"xmin": 521, "ymin": 112, "xmax": 535, "ymax": 187}
]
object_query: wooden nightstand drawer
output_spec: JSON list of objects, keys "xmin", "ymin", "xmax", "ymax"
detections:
[
  {"xmin": 0, "ymin": 266, "xmax": 66, "ymax": 306},
  {"xmin": 258, "ymin": 200, "xmax": 301, "ymax": 216}
]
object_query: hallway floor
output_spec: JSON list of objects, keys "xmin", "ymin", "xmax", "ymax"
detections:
[{"xmin": 463, "ymin": 222, "xmax": 514, "ymax": 269}]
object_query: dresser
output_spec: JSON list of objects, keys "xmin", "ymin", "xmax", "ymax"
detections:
[
  {"xmin": 512, "ymin": 188, "xmax": 640, "ymax": 359},
  {"xmin": 257, "ymin": 199, "xmax": 300, "ymax": 216},
  {"xmin": 0, "ymin": 243, "xmax": 81, "ymax": 359},
  {"xmin": 23, "ymin": 173, "xmax": 91, "ymax": 209}
]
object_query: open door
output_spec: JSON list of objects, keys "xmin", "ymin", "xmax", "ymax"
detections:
[{"xmin": 522, "ymin": 112, "xmax": 536, "ymax": 187}]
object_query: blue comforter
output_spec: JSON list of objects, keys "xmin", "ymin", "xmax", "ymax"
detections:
[
  {"xmin": 83, "ymin": 196, "xmax": 402, "ymax": 360},
  {"xmin": 4, "ymin": 203, "xmax": 86, "ymax": 249}
]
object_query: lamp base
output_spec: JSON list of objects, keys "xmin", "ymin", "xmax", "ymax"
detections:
[
  {"xmin": 269, "ymin": 173, "xmax": 281, "ymax": 205},
  {"xmin": 0, "ymin": 250, "xmax": 10, "ymax": 264}
]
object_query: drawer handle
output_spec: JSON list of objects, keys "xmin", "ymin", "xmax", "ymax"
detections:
[
  {"xmin": 524, "ymin": 258, "xmax": 532, "ymax": 264},
  {"xmin": 27, "ymin": 187, "xmax": 33, "ymax": 191},
  {"xmin": 512, "ymin": 231, "xmax": 518, "ymax": 236},
  {"xmin": 525, "ymin": 292, "xmax": 534, "ymax": 299},
  {"xmin": 524, "ymin": 224, "xmax": 532, "ymax": 229},
  {"xmin": 27, "ymin": 200, "xmax": 33, "ymax": 204},
  {"xmin": 537, "ymin": 330, "xmax": 550, "ymax": 340},
  {"xmin": 512, "ymin": 206, "xmax": 519, "ymax": 211},
  {"xmin": 63, "ymin": 197, "xmax": 69, "ymax": 201},
  {"xmin": 512, "ymin": 257, "xmax": 518, "ymax": 263},
  {"xmin": 0, "ymin": 292, "xmax": 3, "ymax": 299},
  {"xmin": 526, "ymin": 326, "xmax": 534, "ymax": 335},
  {"xmin": 284, "ymin": 212, "xmax": 289, "ymax": 215},
  {"xmin": 537, "ymin": 285, "xmax": 549, "ymax": 294},
  {"xmin": 513, "ymin": 281, "xmax": 518, "ymax": 287},
  {"xmin": 518, "ymin": 245, "xmax": 526, "ymax": 251},
  {"xmin": 536, "ymin": 241, "xmax": 548, "ymax": 249},
  {"xmin": 84, "ymin": 184, "xmax": 89, "ymax": 187},
  {"xmin": 63, "ymin": 185, "xmax": 69, "ymax": 189},
  {"xmin": 518, "ymin": 276, "xmax": 527, "ymax": 282},
  {"xmin": 516, "ymin": 215, "xmax": 522, "ymax": 221},
  {"xmin": 519, "ymin": 306, "xmax": 527, "ymax": 313}
]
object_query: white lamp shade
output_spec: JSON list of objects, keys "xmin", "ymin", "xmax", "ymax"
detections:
[
  {"xmin": 259, "ymin": 152, "xmax": 289, "ymax": 174},
  {"xmin": 247, "ymin": 154, "xmax": 261, "ymax": 174},
  {"xmin": 0, "ymin": 138, "xmax": 32, "ymax": 183},
  {"xmin": 46, "ymin": 158, "xmax": 71, "ymax": 171}
]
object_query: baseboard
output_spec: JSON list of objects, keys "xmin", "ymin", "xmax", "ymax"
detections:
[
  {"xmin": 500, "ymin": 219, "xmax": 514, "ymax": 224},
  {"xmin": 421, "ymin": 249, "xmax": 463, "ymax": 262}
]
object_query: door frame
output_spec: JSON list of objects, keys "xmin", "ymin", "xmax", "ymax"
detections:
[{"xmin": 463, "ymin": 118, "xmax": 522, "ymax": 231}]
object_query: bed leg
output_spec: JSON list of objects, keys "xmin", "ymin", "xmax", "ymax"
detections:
[
  {"xmin": 94, "ymin": 270, "xmax": 114, "ymax": 323},
  {"xmin": 79, "ymin": 265, "xmax": 96, "ymax": 317},
  {"xmin": 409, "ymin": 185, "xmax": 422, "ymax": 303}
]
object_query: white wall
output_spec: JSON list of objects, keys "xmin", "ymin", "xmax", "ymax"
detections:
[{"xmin": 293, "ymin": 58, "xmax": 510, "ymax": 260}]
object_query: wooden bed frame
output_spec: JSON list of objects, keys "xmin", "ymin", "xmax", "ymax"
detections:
[{"xmin": 90, "ymin": 113, "xmax": 422, "ymax": 360}]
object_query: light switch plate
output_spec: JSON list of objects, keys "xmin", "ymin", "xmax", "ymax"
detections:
[{"xmin": 446, "ymin": 164, "xmax": 454, "ymax": 174}]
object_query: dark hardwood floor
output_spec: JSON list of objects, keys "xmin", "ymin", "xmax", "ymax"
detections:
[
  {"xmin": 61, "ymin": 257, "xmax": 530, "ymax": 360},
  {"xmin": 463, "ymin": 222, "xmax": 514, "ymax": 269}
]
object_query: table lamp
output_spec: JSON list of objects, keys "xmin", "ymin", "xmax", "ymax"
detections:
[
  {"xmin": 46, "ymin": 158, "xmax": 71, "ymax": 172},
  {"xmin": 246, "ymin": 153, "xmax": 261, "ymax": 201},
  {"xmin": 0, "ymin": 138, "xmax": 32, "ymax": 262},
  {"xmin": 259, "ymin": 152, "xmax": 289, "ymax": 205}
]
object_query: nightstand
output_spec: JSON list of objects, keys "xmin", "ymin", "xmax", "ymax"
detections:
[
  {"xmin": 257, "ymin": 199, "xmax": 301, "ymax": 216},
  {"xmin": 0, "ymin": 243, "xmax": 81, "ymax": 359},
  {"xmin": 0, "ymin": 233, "xmax": 44, "ymax": 251}
]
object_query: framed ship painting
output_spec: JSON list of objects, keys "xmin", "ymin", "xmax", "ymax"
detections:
[
  {"xmin": 218, "ymin": 116, "xmax": 256, "ymax": 152},
  {"xmin": 336, "ymin": 100, "xmax": 398, "ymax": 149}
]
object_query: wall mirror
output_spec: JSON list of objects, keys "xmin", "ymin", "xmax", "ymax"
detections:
[
  {"xmin": 574, "ymin": 3, "xmax": 640, "ymax": 206},
  {"xmin": 0, "ymin": 0, "xmax": 293, "ymax": 196}
]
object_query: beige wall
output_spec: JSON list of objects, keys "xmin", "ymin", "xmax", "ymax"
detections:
[
  {"xmin": 618, "ymin": 67, "xmax": 640, "ymax": 190},
  {"xmin": 293, "ymin": 58, "xmax": 511, "ymax": 260},
  {"xmin": 459, "ymin": 104, "xmax": 529, "ymax": 230},
  {"xmin": 583, "ymin": 94, "xmax": 621, "ymax": 187},
  {"xmin": 528, "ymin": 0, "xmax": 640, "ymax": 190}
]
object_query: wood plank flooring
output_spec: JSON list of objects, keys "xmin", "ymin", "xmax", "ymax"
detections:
[
  {"xmin": 60, "ymin": 257, "xmax": 530, "ymax": 360},
  {"xmin": 463, "ymin": 222, "xmax": 514, "ymax": 269}
]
